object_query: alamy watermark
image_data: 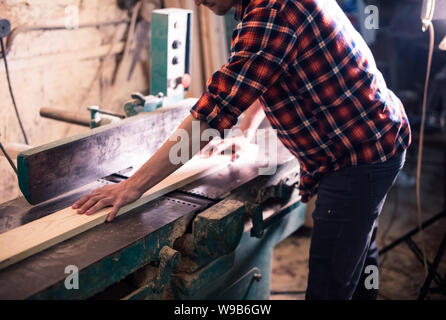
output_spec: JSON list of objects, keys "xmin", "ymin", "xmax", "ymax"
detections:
[
  {"xmin": 364, "ymin": 265, "xmax": 379, "ymax": 290},
  {"xmin": 64, "ymin": 5, "xmax": 79, "ymax": 30},
  {"xmin": 168, "ymin": 120, "xmax": 279, "ymax": 176},
  {"xmin": 364, "ymin": 5, "xmax": 379, "ymax": 30},
  {"xmin": 64, "ymin": 264, "xmax": 79, "ymax": 290}
]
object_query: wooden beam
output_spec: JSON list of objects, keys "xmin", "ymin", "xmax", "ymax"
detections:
[
  {"xmin": 209, "ymin": 11, "xmax": 228, "ymax": 71},
  {"xmin": 199, "ymin": 6, "xmax": 213, "ymax": 81},
  {"xmin": 0, "ymin": 153, "xmax": 231, "ymax": 271},
  {"xmin": 198, "ymin": 8, "xmax": 228, "ymax": 81},
  {"xmin": 40, "ymin": 107, "xmax": 91, "ymax": 127},
  {"xmin": 182, "ymin": 0, "xmax": 206, "ymax": 97}
]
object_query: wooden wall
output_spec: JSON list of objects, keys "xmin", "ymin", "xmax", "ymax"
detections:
[{"xmin": 0, "ymin": 0, "xmax": 159, "ymax": 203}]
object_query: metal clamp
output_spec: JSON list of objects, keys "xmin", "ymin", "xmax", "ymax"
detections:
[
  {"xmin": 124, "ymin": 92, "xmax": 164, "ymax": 117},
  {"xmin": 88, "ymin": 106, "xmax": 125, "ymax": 128}
]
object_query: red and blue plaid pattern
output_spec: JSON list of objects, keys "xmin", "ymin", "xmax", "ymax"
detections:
[{"xmin": 191, "ymin": 0, "xmax": 411, "ymax": 202}]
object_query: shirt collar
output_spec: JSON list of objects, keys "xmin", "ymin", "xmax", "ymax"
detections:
[{"xmin": 234, "ymin": 0, "xmax": 249, "ymax": 21}]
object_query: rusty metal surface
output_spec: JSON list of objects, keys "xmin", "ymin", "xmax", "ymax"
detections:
[{"xmin": 0, "ymin": 194, "xmax": 211, "ymax": 299}]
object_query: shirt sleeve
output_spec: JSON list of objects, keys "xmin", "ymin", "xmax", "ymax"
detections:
[{"xmin": 190, "ymin": 7, "xmax": 297, "ymax": 136}]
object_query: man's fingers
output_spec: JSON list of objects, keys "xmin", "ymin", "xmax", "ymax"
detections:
[
  {"xmin": 200, "ymin": 139, "xmax": 220, "ymax": 158},
  {"xmin": 72, "ymin": 187, "xmax": 109, "ymax": 209},
  {"xmin": 72, "ymin": 194, "xmax": 92, "ymax": 209},
  {"xmin": 77, "ymin": 196, "xmax": 104, "ymax": 214},
  {"xmin": 106, "ymin": 200, "xmax": 123, "ymax": 222},
  {"xmin": 90, "ymin": 188, "xmax": 106, "ymax": 195},
  {"xmin": 85, "ymin": 199, "xmax": 112, "ymax": 215}
]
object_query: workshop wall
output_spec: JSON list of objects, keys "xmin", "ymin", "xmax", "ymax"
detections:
[{"xmin": 0, "ymin": 0, "xmax": 160, "ymax": 203}]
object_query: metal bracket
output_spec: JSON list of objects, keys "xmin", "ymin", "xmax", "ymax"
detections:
[
  {"xmin": 246, "ymin": 203, "xmax": 264, "ymax": 238},
  {"xmin": 123, "ymin": 92, "xmax": 165, "ymax": 117}
]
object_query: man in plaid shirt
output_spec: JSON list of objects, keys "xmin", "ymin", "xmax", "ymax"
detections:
[{"xmin": 74, "ymin": 0, "xmax": 411, "ymax": 299}]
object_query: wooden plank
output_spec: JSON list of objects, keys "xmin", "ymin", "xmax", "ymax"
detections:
[
  {"xmin": 18, "ymin": 99, "xmax": 195, "ymax": 204},
  {"xmin": 0, "ymin": 153, "xmax": 231, "ymax": 271},
  {"xmin": 197, "ymin": 8, "xmax": 227, "ymax": 81},
  {"xmin": 104, "ymin": 1, "xmax": 142, "ymax": 107},
  {"xmin": 40, "ymin": 107, "xmax": 91, "ymax": 127},
  {"xmin": 205, "ymin": 10, "xmax": 228, "ymax": 72},
  {"xmin": 199, "ymin": 6, "xmax": 213, "ymax": 81},
  {"xmin": 182, "ymin": 0, "xmax": 206, "ymax": 97}
]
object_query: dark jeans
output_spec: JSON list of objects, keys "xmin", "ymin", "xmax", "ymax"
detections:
[{"xmin": 305, "ymin": 151, "xmax": 406, "ymax": 300}]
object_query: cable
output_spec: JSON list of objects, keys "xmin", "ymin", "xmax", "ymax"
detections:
[
  {"xmin": 0, "ymin": 37, "xmax": 29, "ymax": 145},
  {"xmin": 0, "ymin": 141, "xmax": 18, "ymax": 175},
  {"xmin": 380, "ymin": 187, "xmax": 400, "ymax": 268},
  {"xmin": 417, "ymin": 0, "xmax": 436, "ymax": 278}
]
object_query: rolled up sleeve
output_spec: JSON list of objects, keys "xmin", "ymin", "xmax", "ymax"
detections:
[{"xmin": 190, "ymin": 6, "xmax": 297, "ymax": 136}]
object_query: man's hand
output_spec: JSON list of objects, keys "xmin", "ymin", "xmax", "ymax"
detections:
[
  {"xmin": 72, "ymin": 180, "xmax": 143, "ymax": 222},
  {"xmin": 200, "ymin": 134, "xmax": 251, "ymax": 161}
]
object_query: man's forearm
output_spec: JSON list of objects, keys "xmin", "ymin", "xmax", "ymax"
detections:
[{"xmin": 126, "ymin": 115, "xmax": 212, "ymax": 194}]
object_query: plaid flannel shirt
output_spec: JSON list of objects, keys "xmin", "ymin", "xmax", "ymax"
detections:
[{"xmin": 190, "ymin": 0, "xmax": 411, "ymax": 202}]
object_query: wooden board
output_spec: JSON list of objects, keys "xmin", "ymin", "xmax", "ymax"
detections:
[
  {"xmin": 182, "ymin": 0, "xmax": 206, "ymax": 97},
  {"xmin": 198, "ymin": 7, "xmax": 228, "ymax": 81},
  {"xmin": 0, "ymin": 153, "xmax": 231, "ymax": 271},
  {"xmin": 18, "ymin": 100, "xmax": 195, "ymax": 204}
]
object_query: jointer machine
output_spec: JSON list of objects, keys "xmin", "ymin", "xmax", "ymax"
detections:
[{"xmin": 0, "ymin": 9, "xmax": 306, "ymax": 299}]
